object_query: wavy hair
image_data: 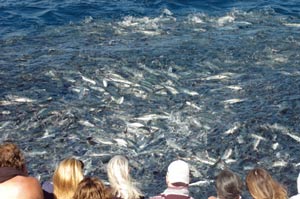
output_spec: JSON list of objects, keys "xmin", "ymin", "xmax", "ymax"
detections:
[
  {"xmin": 107, "ymin": 155, "xmax": 143, "ymax": 199},
  {"xmin": 215, "ymin": 169, "xmax": 243, "ymax": 199},
  {"xmin": 0, "ymin": 142, "xmax": 26, "ymax": 171},
  {"xmin": 246, "ymin": 168, "xmax": 288, "ymax": 199},
  {"xmin": 53, "ymin": 157, "xmax": 84, "ymax": 199},
  {"xmin": 73, "ymin": 177, "xmax": 108, "ymax": 199}
]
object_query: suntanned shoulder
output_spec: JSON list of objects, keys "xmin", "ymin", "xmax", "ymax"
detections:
[{"xmin": 0, "ymin": 175, "xmax": 44, "ymax": 199}]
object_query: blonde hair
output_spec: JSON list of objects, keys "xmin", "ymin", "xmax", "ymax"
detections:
[
  {"xmin": 73, "ymin": 177, "xmax": 108, "ymax": 199},
  {"xmin": 53, "ymin": 157, "xmax": 84, "ymax": 199},
  {"xmin": 107, "ymin": 155, "xmax": 143, "ymax": 199},
  {"xmin": 246, "ymin": 168, "xmax": 288, "ymax": 199}
]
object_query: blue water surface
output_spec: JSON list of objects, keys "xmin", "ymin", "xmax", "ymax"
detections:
[
  {"xmin": 1, "ymin": 0, "xmax": 300, "ymax": 198},
  {"xmin": 1, "ymin": 0, "xmax": 300, "ymax": 38}
]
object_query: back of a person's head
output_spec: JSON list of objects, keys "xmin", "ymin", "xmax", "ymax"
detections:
[
  {"xmin": 0, "ymin": 142, "xmax": 25, "ymax": 171},
  {"xmin": 73, "ymin": 177, "xmax": 108, "ymax": 199},
  {"xmin": 107, "ymin": 155, "xmax": 130, "ymax": 186},
  {"xmin": 107, "ymin": 155, "xmax": 142, "ymax": 199},
  {"xmin": 167, "ymin": 159, "xmax": 190, "ymax": 186},
  {"xmin": 246, "ymin": 168, "xmax": 287, "ymax": 199},
  {"xmin": 215, "ymin": 169, "xmax": 243, "ymax": 199},
  {"xmin": 53, "ymin": 157, "xmax": 84, "ymax": 199}
]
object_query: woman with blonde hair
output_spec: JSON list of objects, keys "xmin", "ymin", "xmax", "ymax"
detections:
[
  {"xmin": 52, "ymin": 157, "xmax": 84, "ymax": 199},
  {"xmin": 107, "ymin": 155, "xmax": 144, "ymax": 199},
  {"xmin": 246, "ymin": 168, "xmax": 288, "ymax": 199},
  {"xmin": 73, "ymin": 177, "xmax": 108, "ymax": 199}
]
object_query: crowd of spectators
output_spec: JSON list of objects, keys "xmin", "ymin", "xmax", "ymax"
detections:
[{"xmin": 0, "ymin": 142, "xmax": 298, "ymax": 199}]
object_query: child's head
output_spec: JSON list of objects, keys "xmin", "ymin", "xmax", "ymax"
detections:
[{"xmin": 215, "ymin": 169, "xmax": 243, "ymax": 199}]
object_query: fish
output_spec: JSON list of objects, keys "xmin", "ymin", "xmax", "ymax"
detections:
[
  {"xmin": 272, "ymin": 160, "xmax": 288, "ymax": 167},
  {"xmin": 82, "ymin": 75, "xmax": 96, "ymax": 85},
  {"xmin": 221, "ymin": 148, "xmax": 233, "ymax": 160},
  {"xmin": 224, "ymin": 123, "xmax": 240, "ymax": 135},
  {"xmin": 251, "ymin": 134, "xmax": 266, "ymax": 150},
  {"xmin": 223, "ymin": 98, "xmax": 245, "ymax": 104},
  {"xmin": 78, "ymin": 120, "xmax": 95, "ymax": 127},
  {"xmin": 186, "ymin": 101, "xmax": 202, "ymax": 110},
  {"xmin": 189, "ymin": 180, "xmax": 213, "ymax": 187},
  {"xmin": 114, "ymin": 138, "xmax": 128, "ymax": 147},
  {"xmin": 6, "ymin": 95, "xmax": 36, "ymax": 103},
  {"xmin": 135, "ymin": 113, "xmax": 170, "ymax": 121}
]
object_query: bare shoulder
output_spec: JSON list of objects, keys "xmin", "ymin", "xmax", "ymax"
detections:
[
  {"xmin": 208, "ymin": 196, "xmax": 217, "ymax": 199},
  {"xmin": 0, "ymin": 176, "xmax": 43, "ymax": 199}
]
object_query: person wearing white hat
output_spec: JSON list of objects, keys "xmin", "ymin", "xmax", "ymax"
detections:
[{"xmin": 150, "ymin": 160, "xmax": 194, "ymax": 199}]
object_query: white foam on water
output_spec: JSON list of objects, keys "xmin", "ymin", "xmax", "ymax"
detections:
[
  {"xmin": 217, "ymin": 15, "xmax": 235, "ymax": 26},
  {"xmin": 116, "ymin": 9, "xmax": 176, "ymax": 36}
]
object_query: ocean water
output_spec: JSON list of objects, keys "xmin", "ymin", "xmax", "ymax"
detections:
[{"xmin": 1, "ymin": 0, "xmax": 300, "ymax": 197}]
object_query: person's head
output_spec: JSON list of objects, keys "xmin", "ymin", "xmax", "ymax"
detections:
[
  {"xmin": 215, "ymin": 169, "xmax": 243, "ymax": 199},
  {"xmin": 53, "ymin": 157, "xmax": 84, "ymax": 199},
  {"xmin": 107, "ymin": 155, "xmax": 142, "ymax": 199},
  {"xmin": 0, "ymin": 142, "xmax": 26, "ymax": 172},
  {"xmin": 246, "ymin": 168, "xmax": 288, "ymax": 199},
  {"xmin": 166, "ymin": 160, "xmax": 190, "ymax": 187},
  {"xmin": 73, "ymin": 177, "xmax": 108, "ymax": 199}
]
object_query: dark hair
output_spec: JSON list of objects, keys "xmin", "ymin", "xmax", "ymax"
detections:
[
  {"xmin": 0, "ymin": 142, "xmax": 25, "ymax": 171},
  {"xmin": 73, "ymin": 177, "xmax": 109, "ymax": 199},
  {"xmin": 215, "ymin": 170, "xmax": 243, "ymax": 199}
]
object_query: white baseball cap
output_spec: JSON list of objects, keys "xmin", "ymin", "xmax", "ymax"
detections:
[{"xmin": 167, "ymin": 160, "xmax": 190, "ymax": 184}]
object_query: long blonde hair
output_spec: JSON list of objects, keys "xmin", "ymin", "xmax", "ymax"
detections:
[
  {"xmin": 107, "ymin": 155, "xmax": 143, "ymax": 199},
  {"xmin": 53, "ymin": 157, "xmax": 84, "ymax": 199},
  {"xmin": 246, "ymin": 168, "xmax": 288, "ymax": 199}
]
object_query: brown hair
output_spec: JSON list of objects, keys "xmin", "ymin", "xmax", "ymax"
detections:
[
  {"xmin": 0, "ymin": 142, "xmax": 26, "ymax": 171},
  {"xmin": 73, "ymin": 177, "xmax": 108, "ymax": 199},
  {"xmin": 246, "ymin": 168, "xmax": 288, "ymax": 199},
  {"xmin": 215, "ymin": 169, "xmax": 243, "ymax": 199}
]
